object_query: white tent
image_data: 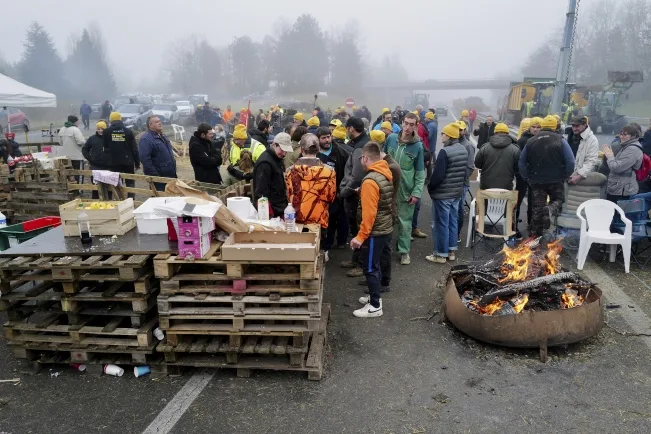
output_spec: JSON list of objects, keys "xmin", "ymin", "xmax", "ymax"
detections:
[{"xmin": 0, "ymin": 73, "xmax": 57, "ymax": 108}]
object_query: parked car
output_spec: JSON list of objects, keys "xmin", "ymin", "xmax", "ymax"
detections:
[
  {"xmin": 173, "ymin": 100, "xmax": 194, "ymax": 121},
  {"xmin": 435, "ymin": 104, "xmax": 449, "ymax": 116},
  {"xmin": 118, "ymin": 104, "xmax": 149, "ymax": 127},
  {"xmin": 0, "ymin": 107, "xmax": 30, "ymax": 132}
]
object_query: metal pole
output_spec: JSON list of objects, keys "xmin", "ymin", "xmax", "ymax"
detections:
[{"xmin": 551, "ymin": 0, "xmax": 578, "ymax": 116}]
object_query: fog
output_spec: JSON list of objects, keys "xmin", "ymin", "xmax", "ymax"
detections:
[{"xmin": 2, "ymin": 0, "xmax": 569, "ymax": 86}]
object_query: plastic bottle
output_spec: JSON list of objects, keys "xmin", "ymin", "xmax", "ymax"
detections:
[
  {"xmin": 258, "ymin": 197, "xmax": 270, "ymax": 221},
  {"xmin": 0, "ymin": 211, "xmax": 6, "ymax": 228},
  {"xmin": 283, "ymin": 203, "xmax": 296, "ymax": 233},
  {"xmin": 77, "ymin": 211, "xmax": 92, "ymax": 245}
]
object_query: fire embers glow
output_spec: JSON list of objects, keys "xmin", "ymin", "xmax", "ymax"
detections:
[
  {"xmin": 465, "ymin": 294, "xmax": 530, "ymax": 316},
  {"xmin": 544, "ymin": 239, "xmax": 563, "ymax": 275},
  {"xmin": 498, "ymin": 244, "xmax": 533, "ymax": 283},
  {"xmin": 561, "ymin": 285, "xmax": 585, "ymax": 309}
]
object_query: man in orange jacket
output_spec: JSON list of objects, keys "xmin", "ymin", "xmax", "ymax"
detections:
[{"xmin": 350, "ymin": 141, "xmax": 394, "ymax": 318}]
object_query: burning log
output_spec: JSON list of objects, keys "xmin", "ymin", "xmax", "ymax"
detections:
[{"xmin": 479, "ymin": 272, "xmax": 578, "ymax": 305}]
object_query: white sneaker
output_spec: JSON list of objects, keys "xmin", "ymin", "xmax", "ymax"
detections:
[
  {"xmin": 358, "ymin": 296, "xmax": 382, "ymax": 306},
  {"xmin": 353, "ymin": 303, "xmax": 383, "ymax": 318}
]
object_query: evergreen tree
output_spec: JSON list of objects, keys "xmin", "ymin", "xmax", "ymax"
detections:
[
  {"xmin": 17, "ymin": 22, "xmax": 69, "ymax": 96},
  {"xmin": 66, "ymin": 28, "xmax": 117, "ymax": 101}
]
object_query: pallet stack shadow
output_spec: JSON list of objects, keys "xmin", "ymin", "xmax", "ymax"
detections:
[
  {"xmin": 153, "ymin": 232, "xmax": 329, "ymax": 380},
  {"xmin": 0, "ymin": 253, "xmax": 161, "ymax": 373}
]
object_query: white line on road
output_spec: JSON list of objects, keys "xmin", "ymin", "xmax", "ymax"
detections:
[{"xmin": 142, "ymin": 370, "xmax": 214, "ymax": 434}]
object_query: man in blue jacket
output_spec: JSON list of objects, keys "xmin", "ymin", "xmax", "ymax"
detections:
[
  {"xmin": 139, "ymin": 116, "xmax": 177, "ymax": 191},
  {"xmin": 80, "ymin": 100, "xmax": 92, "ymax": 130},
  {"xmin": 373, "ymin": 110, "xmax": 401, "ymax": 134}
]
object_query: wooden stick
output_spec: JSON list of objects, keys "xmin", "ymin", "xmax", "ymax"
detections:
[{"xmin": 479, "ymin": 272, "xmax": 578, "ymax": 305}]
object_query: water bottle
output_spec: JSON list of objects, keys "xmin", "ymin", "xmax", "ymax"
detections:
[
  {"xmin": 283, "ymin": 203, "xmax": 296, "ymax": 233},
  {"xmin": 0, "ymin": 211, "xmax": 6, "ymax": 228},
  {"xmin": 77, "ymin": 211, "xmax": 92, "ymax": 245}
]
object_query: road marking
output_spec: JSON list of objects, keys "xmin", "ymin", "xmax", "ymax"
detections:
[
  {"xmin": 142, "ymin": 370, "xmax": 214, "ymax": 434},
  {"xmin": 579, "ymin": 258, "xmax": 651, "ymax": 350}
]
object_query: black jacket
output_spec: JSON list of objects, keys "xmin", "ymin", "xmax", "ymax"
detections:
[
  {"xmin": 473, "ymin": 122, "xmax": 496, "ymax": 149},
  {"xmin": 189, "ymin": 132, "xmax": 222, "ymax": 184},
  {"xmin": 516, "ymin": 131, "xmax": 535, "ymax": 151},
  {"xmin": 82, "ymin": 133, "xmax": 111, "ymax": 169},
  {"xmin": 317, "ymin": 142, "xmax": 350, "ymax": 192},
  {"xmin": 103, "ymin": 121, "xmax": 139, "ymax": 169},
  {"xmin": 253, "ymin": 148, "xmax": 287, "ymax": 217},
  {"xmin": 248, "ymin": 128, "xmax": 269, "ymax": 146},
  {"xmin": 101, "ymin": 102, "xmax": 112, "ymax": 118}
]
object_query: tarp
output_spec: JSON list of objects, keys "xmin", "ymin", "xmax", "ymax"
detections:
[{"xmin": 0, "ymin": 73, "xmax": 57, "ymax": 108}]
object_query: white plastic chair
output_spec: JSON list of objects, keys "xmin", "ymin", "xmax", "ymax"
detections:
[
  {"xmin": 576, "ymin": 199, "xmax": 631, "ymax": 273},
  {"xmin": 465, "ymin": 188, "xmax": 512, "ymax": 248},
  {"xmin": 171, "ymin": 124, "xmax": 185, "ymax": 141}
]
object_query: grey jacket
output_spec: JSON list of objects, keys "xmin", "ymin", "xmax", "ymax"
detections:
[
  {"xmin": 605, "ymin": 138, "xmax": 643, "ymax": 197},
  {"xmin": 459, "ymin": 136, "xmax": 476, "ymax": 186},
  {"xmin": 339, "ymin": 132, "xmax": 370, "ymax": 198}
]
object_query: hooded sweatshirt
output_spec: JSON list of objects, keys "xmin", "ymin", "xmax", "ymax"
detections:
[
  {"xmin": 57, "ymin": 121, "xmax": 85, "ymax": 160},
  {"xmin": 285, "ymin": 157, "xmax": 337, "ymax": 228},
  {"xmin": 474, "ymin": 133, "xmax": 521, "ymax": 190},
  {"xmin": 356, "ymin": 159, "xmax": 394, "ymax": 243}
]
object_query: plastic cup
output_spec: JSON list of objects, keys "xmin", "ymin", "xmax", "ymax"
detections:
[
  {"xmin": 134, "ymin": 366, "xmax": 151, "ymax": 378},
  {"xmin": 104, "ymin": 364, "xmax": 124, "ymax": 377},
  {"xmin": 153, "ymin": 327, "xmax": 165, "ymax": 341},
  {"xmin": 70, "ymin": 363, "xmax": 87, "ymax": 372}
]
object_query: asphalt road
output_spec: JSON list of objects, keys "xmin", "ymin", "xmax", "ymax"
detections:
[{"xmin": 0, "ymin": 112, "xmax": 650, "ymax": 433}]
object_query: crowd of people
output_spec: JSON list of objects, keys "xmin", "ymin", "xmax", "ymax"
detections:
[{"xmin": 47, "ymin": 99, "xmax": 651, "ymax": 319}]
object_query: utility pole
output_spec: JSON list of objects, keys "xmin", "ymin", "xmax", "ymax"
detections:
[{"xmin": 550, "ymin": 0, "xmax": 578, "ymax": 117}]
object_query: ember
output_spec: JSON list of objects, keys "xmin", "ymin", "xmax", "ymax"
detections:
[{"xmin": 452, "ymin": 238, "xmax": 593, "ymax": 316}]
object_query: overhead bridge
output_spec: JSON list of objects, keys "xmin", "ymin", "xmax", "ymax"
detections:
[{"xmin": 365, "ymin": 79, "xmax": 513, "ymax": 91}]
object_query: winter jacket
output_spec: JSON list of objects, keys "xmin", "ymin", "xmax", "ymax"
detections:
[
  {"xmin": 339, "ymin": 131, "xmax": 371, "ymax": 198},
  {"xmin": 138, "ymin": 130, "xmax": 177, "ymax": 178},
  {"xmin": 417, "ymin": 123, "xmax": 429, "ymax": 151},
  {"xmin": 283, "ymin": 141, "xmax": 302, "ymax": 169},
  {"xmin": 459, "ymin": 135, "xmax": 476, "ymax": 186},
  {"xmin": 474, "ymin": 133, "xmax": 521, "ymax": 190},
  {"xmin": 384, "ymin": 154, "xmax": 401, "ymax": 221},
  {"xmin": 605, "ymin": 138, "xmax": 644, "ymax": 197},
  {"xmin": 103, "ymin": 121, "xmax": 139, "ymax": 169},
  {"xmin": 248, "ymin": 128, "xmax": 268, "ymax": 146},
  {"xmin": 317, "ymin": 142, "xmax": 350, "ymax": 193},
  {"xmin": 373, "ymin": 122, "xmax": 401, "ymax": 134},
  {"xmin": 82, "ymin": 133, "xmax": 111, "ymax": 169},
  {"xmin": 286, "ymin": 157, "xmax": 337, "ymax": 228},
  {"xmin": 473, "ymin": 122, "xmax": 496, "ymax": 149},
  {"xmin": 253, "ymin": 147, "xmax": 288, "ymax": 217},
  {"xmin": 383, "ymin": 132, "xmax": 425, "ymax": 201},
  {"xmin": 57, "ymin": 123, "xmax": 85, "ymax": 160},
  {"xmin": 426, "ymin": 120, "xmax": 438, "ymax": 151},
  {"xmin": 572, "ymin": 126, "xmax": 600, "ymax": 178},
  {"xmin": 519, "ymin": 129, "xmax": 575, "ymax": 185},
  {"xmin": 189, "ymin": 132, "xmax": 222, "ymax": 184},
  {"xmin": 516, "ymin": 131, "xmax": 534, "ymax": 151},
  {"xmin": 355, "ymin": 159, "xmax": 394, "ymax": 243},
  {"xmin": 80, "ymin": 104, "xmax": 92, "ymax": 117},
  {"xmin": 428, "ymin": 139, "xmax": 468, "ymax": 200},
  {"xmin": 101, "ymin": 102, "xmax": 112, "ymax": 119}
]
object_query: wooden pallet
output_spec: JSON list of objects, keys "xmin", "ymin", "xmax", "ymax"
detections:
[
  {"xmin": 0, "ymin": 254, "xmax": 153, "ymax": 294},
  {"xmin": 154, "ymin": 253, "xmax": 323, "ymax": 295},
  {"xmin": 60, "ymin": 278, "xmax": 159, "ymax": 314},
  {"xmin": 159, "ymin": 304, "xmax": 329, "ymax": 380},
  {"xmin": 3, "ymin": 314, "xmax": 157, "ymax": 348}
]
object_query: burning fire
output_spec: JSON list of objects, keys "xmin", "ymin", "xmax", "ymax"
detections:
[
  {"xmin": 561, "ymin": 286, "xmax": 585, "ymax": 309},
  {"xmin": 498, "ymin": 244, "xmax": 533, "ymax": 283},
  {"xmin": 511, "ymin": 294, "xmax": 529, "ymax": 313},
  {"xmin": 545, "ymin": 239, "xmax": 563, "ymax": 275}
]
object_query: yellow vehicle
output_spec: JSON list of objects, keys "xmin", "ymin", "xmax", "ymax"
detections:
[{"xmin": 500, "ymin": 77, "xmax": 554, "ymax": 126}]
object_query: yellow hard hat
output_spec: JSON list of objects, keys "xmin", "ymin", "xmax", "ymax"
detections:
[{"xmin": 494, "ymin": 123, "xmax": 510, "ymax": 134}]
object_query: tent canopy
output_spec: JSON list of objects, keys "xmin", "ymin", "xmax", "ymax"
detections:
[{"xmin": 0, "ymin": 73, "xmax": 57, "ymax": 108}]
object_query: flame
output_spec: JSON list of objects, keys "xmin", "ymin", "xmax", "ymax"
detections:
[
  {"xmin": 511, "ymin": 294, "xmax": 529, "ymax": 313},
  {"xmin": 561, "ymin": 287, "xmax": 584, "ymax": 309},
  {"xmin": 544, "ymin": 239, "xmax": 563, "ymax": 275},
  {"xmin": 467, "ymin": 298, "xmax": 505, "ymax": 316},
  {"xmin": 498, "ymin": 244, "xmax": 533, "ymax": 283}
]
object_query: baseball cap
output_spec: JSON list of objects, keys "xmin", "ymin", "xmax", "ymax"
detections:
[{"xmin": 273, "ymin": 132, "xmax": 293, "ymax": 152}]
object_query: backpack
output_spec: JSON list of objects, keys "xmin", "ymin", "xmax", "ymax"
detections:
[{"xmin": 630, "ymin": 143, "xmax": 651, "ymax": 181}]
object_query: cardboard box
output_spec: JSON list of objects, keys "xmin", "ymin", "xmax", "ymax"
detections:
[
  {"xmin": 178, "ymin": 232, "xmax": 212, "ymax": 259},
  {"xmin": 59, "ymin": 198, "xmax": 135, "ymax": 236},
  {"xmin": 221, "ymin": 231, "xmax": 318, "ymax": 262}
]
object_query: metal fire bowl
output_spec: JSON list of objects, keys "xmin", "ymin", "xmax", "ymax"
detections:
[{"xmin": 443, "ymin": 272, "xmax": 604, "ymax": 355}]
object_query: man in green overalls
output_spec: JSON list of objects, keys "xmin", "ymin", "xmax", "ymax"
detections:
[{"xmin": 383, "ymin": 112, "xmax": 425, "ymax": 265}]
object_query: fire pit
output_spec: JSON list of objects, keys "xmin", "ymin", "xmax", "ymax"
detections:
[{"xmin": 443, "ymin": 238, "xmax": 604, "ymax": 361}]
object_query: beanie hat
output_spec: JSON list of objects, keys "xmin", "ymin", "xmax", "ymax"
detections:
[
  {"xmin": 332, "ymin": 125, "xmax": 347, "ymax": 140},
  {"xmin": 455, "ymin": 120, "xmax": 467, "ymax": 130},
  {"xmin": 96, "ymin": 121, "xmax": 107, "ymax": 129},
  {"xmin": 425, "ymin": 112, "xmax": 435, "ymax": 120},
  {"xmin": 109, "ymin": 112, "xmax": 121, "ymax": 122},
  {"xmin": 520, "ymin": 118, "xmax": 531, "ymax": 130},
  {"xmin": 232, "ymin": 124, "xmax": 248, "ymax": 140},
  {"xmin": 380, "ymin": 121, "xmax": 392, "ymax": 131},
  {"xmin": 307, "ymin": 116, "xmax": 320, "ymax": 127},
  {"xmin": 461, "ymin": 109, "xmax": 469, "ymax": 117},
  {"xmin": 530, "ymin": 117, "xmax": 543, "ymax": 127},
  {"xmin": 442, "ymin": 123, "xmax": 460, "ymax": 139},
  {"xmin": 382, "ymin": 107, "xmax": 391, "ymax": 114},
  {"xmin": 541, "ymin": 115, "xmax": 557, "ymax": 130},
  {"xmin": 329, "ymin": 118, "xmax": 342, "ymax": 127},
  {"xmin": 494, "ymin": 123, "xmax": 510, "ymax": 134},
  {"xmin": 294, "ymin": 112, "xmax": 304, "ymax": 122},
  {"xmin": 369, "ymin": 130, "xmax": 386, "ymax": 144}
]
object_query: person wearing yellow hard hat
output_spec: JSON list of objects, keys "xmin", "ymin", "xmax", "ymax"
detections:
[
  {"xmin": 373, "ymin": 109, "xmax": 400, "ymax": 134},
  {"xmin": 426, "ymin": 123, "xmax": 468, "ymax": 264},
  {"xmin": 460, "ymin": 109, "xmax": 470, "ymax": 125},
  {"xmin": 307, "ymin": 116, "xmax": 320, "ymax": 133},
  {"xmin": 82, "ymin": 120, "xmax": 111, "ymax": 192},
  {"xmin": 514, "ymin": 116, "xmax": 542, "ymax": 233},
  {"xmin": 103, "ymin": 112, "xmax": 140, "ymax": 192},
  {"xmin": 220, "ymin": 123, "xmax": 266, "ymax": 186},
  {"xmin": 518, "ymin": 114, "xmax": 575, "ymax": 237},
  {"xmin": 293, "ymin": 112, "xmax": 307, "ymax": 127},
  {"xmin": 329, "ymin": 118, "xmax": 342, "ymax": 133},
  {"xmin": 369, "ymin": 129, "xmax": 386, "ymax": 145},
  {"xmin": 517, "ymin": 118, "xmax": 531, "ymax": 139},
  {"xmin": 474, "ymin": 122, "xmax": 520, "ymax": 191},
  {"xmin": 380, "ymin": 121, "xmax": 393, "ymax": 137}
]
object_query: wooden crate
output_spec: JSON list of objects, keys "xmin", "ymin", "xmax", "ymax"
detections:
[{"xmin": 59, "ymin": 198, "xmax": 136, "ymax": 236}]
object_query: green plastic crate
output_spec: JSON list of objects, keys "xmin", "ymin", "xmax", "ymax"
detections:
[{"xmin": 0, "ymin": 217, "xmax": 61, "ymax": 251}]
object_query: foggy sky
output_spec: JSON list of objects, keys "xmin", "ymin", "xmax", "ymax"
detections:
[{"xmin": 3, "ymin": 0, "xmax": 570, "ymax": 88}]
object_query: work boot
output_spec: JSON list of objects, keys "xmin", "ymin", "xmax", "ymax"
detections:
[
  {"xmin": 400, "ymin": 253, "xmax": 411, "ymax": 265},
  {"xmin": 412, "ymin": 228, "xmax": 427, "ymax": 238},
  {"xmin": 346, "ymin": 267, "xmax": 364, "ymax": 277},
  {"xmin": 340, "ymin": 260, "xmax": 357, "ymax": 269}
]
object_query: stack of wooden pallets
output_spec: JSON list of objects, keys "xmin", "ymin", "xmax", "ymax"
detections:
[
  {"xmin": 153, "ymin": 243, "xmax": 329, "ymax": 380},
  {"xmin": 0, "ymin": 253, "xmax": 162, "ymax": 374}
]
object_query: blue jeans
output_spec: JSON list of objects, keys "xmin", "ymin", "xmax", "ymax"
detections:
[
  {"xmin": 412, "ymin": 198, "xmax": 421, "ymax": 229},
  {"xmin": 457, "ymin": 185, "xmax": 469, "ymax": 236},
  {"xmin": 359, "ymin": 234, "xmax": 392, "ymax": 308},
  {"xmin": 432, "ymin": 198, "xmax": 459, "ymax": 257}
]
